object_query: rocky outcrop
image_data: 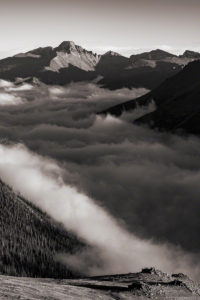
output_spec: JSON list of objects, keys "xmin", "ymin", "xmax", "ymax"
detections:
[{"xmin": 0, "ymin": 268, "xmax": 199, "ymax": 299}]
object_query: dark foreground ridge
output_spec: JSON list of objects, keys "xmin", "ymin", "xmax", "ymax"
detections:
[{"xmin": 0, "ymin": 268, "xmax": 200, "ymax": 299}]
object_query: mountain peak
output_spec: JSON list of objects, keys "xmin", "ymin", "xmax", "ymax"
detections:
[
  {"xmin": 56, "ymin": 41, "xmax": 78, "ymax": 52},
  {"xmin": 144, "ymin": 49, "xmax": 175, "ymax": 60},
  {"xmin": 45, "ymin": 41, "xmax": 100, "ymax": 72},
  {"xmin": 151, "ymin": 48, "xmax": 174, "ymax": 55},
  {"xmin": 181, "ymin": 50, "xmax": 200, "ymax": 59},
  {"xmin": 131, "ymin": 49, "xmax": 175, "ymax": 61},
  {"xmin": 103, "ymin": 50, "xmax": 121, "ymax": 57}
]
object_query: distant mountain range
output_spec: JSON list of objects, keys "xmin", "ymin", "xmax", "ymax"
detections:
[
  {"xmin": 0, "ymin": 178, "xmax": 84, "ymax": 278},
  {"xmin": 100, "ymin": 59, "xmax": 200, "ymax": 135},
  {"xmin": 0, "ymin": 41, "xmax": 200, "ymax": 90}
]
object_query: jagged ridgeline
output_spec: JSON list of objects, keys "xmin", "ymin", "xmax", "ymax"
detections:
[
  {"xmin": 0, "ymin": 41, "xmax": 200, "ymax": 90},
  {"xmin": 0, "ymin": 179, "xmax": 84, "ymax": 278}
]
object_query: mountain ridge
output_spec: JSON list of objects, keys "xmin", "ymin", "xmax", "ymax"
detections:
[
  {"xmin": 100, "ymin": 59, "xmax": 200, "ymax": 134},
  {"xmin": 0, "ymin": 41, "xmax": 200, "ymax": 90},
  {"xmin": 9, "ymin": 42, "xmax": 200, "ymax": 61}
]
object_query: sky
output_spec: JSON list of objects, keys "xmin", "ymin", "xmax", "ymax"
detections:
[{"xmin": 0, "ymin": 0, "xmax": 200, "ymax": 58}]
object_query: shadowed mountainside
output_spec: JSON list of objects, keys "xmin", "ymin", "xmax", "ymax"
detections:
[
  {"xmin": 100, "ymin": 59, "xmax": 200, "ymax": 134},
  {"xmin": 0, "ymin": 178, "xmax": 84, "ymax": 278}
]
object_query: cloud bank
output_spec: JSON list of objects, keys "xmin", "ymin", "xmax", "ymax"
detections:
[
  {"xmin": 0, "ymin": 143, "xmax": 198, "ymax": 278},
  {"xmin": 0, "ymin": 81, "xmax": 200, "ymax": 278},
  {"xmin": 0, "ymin": 92, "xmax": 24, "ymax": 106},
  {"xmin": 0, "ymin": 79, "xmax": 26, "ymax": 105}
]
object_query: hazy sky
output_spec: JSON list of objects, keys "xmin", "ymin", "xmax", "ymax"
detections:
[{"xmin": 1, "ymin": 0, "xmax": 200, "ymax": 58}]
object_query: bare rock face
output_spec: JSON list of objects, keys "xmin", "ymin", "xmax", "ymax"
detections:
[
  {"xmin": 0, "ymin": 268, "xmax": 200, "ymax": 299},
  {"xmin": 46, "ymin": 41, "xmax": 100, "ymax": 72}
]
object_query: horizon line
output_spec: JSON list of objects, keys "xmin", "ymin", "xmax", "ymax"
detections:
[{"xmin": 0, "ymin": 41, "xmax": 200, "ymax": 60}]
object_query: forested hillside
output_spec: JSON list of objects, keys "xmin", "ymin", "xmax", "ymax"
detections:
[{"xmin": 0, "ymin": 179, "xmax": 84, "ymax": 278}]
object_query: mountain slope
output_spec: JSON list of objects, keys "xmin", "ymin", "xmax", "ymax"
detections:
[
  {"xmin": 0, "ymin": 178, "xmax": 84, "ymax": 278},
  {"xmin": 100, "ymin": 60, "xmax": 200, "ymax": 134},
  {"xmin": 0, "ymin": 41, "xmax": 199, "ymax": 90}
]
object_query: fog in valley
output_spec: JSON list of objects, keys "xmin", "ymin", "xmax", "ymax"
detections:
[{"xmin": 0, "ymin": 80, "xmax": 200, "ymax": 278}]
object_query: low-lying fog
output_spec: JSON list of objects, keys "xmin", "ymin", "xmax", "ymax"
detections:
[{"xmin": 0, "ymin": 79, "xmax": 200, "ymax": 278}]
